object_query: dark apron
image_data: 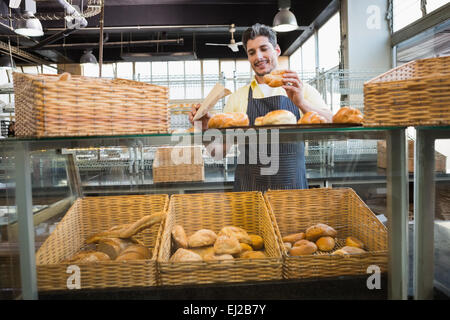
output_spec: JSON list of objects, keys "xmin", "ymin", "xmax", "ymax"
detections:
[{"xmin": 233, "ymin": 87, "xmax": 308, "ymax": 192}]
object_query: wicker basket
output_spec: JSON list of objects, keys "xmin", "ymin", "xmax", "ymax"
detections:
[
  {"xmin": 363, "ymin": 56, "xmax": 450, "ymax": 126},
  {"xmin": 35, "ymin": 194, "xmax": 169, "ymax": 291},
  {"xmin": 153, "ymin": 146, "xmax": 204, "ymax": 183},
  {"xmin": 13, "ymin": 72, "xmax": 169, "ymax": 137},
  {"xmin": 264, "ymin": 188, "xmax": 387, "ymax": 279},
  {"xmin": 157, "ymin": 191, "xmax": 283, "ymax": 286}
]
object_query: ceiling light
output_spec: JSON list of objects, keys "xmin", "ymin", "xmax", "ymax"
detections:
[
  {"xmin": 14, "ymin": 11, "xmax": 44, "ymax": 37},
  {"xmin": 0, "ymin": 55, "xmax": 16, "ymax": 70},
  {"xmin": 80, "ymin": 49, "xmax": 98, "ymax": 64},
  {"xmin": 273, "ymin": 0, "xmax": 299, "ymax": 32}
]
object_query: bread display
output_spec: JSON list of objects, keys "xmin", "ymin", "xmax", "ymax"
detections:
[
  {"xmin": 332, "ymin": 106, "xmax": 363, "ymax": 124},
  {"xmin": 169, "ymin": 248, "xmax": 203, "ymax": 262},
  {"xmin": 207, "ymin": 112, "xmax": 249, "ymax": 129},
  {"xmin": 305, "ymin": 223, "xmax": 337, "ymax": 241},
  {"xmin": 263, "ymin": 70, "xmax": 286, "ymax": 87},
  {"xmin": 315, "ymin": 236, "xmax": 336, "ymax": 252},
  {"xmin": 282, "ymin": 232, "xmax": 305, "ymax": 244},
  {"xmin": 188, "ymin": 229, "xmax": 218, "ymax": 248},
  {"xmin": 298, "ymin": 111, "xmax": 327, "ymax": 124},
  {"xmin": 214, "ymin": 235, "xmax": 242, "ymax": 255},
  {"xmin": 169, "ymin": 225, "xmax": 267, "ymax": 262},
  {"xmin": 218, "ymin": 226, "xmax": 252, "ymax": 245},
  {"xmin": 345, "ymin": 236, "xmax": 365, "ymax": 249},
  {"xmin": 172, "ymin": 225, "xmax": 188, "ymax": 249}
]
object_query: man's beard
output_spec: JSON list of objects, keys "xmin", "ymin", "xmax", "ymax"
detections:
[{"xmin": 253, "ymin": 61, "xmax": 276, "ymax": 77}]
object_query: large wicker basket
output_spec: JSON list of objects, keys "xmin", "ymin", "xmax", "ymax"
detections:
[
  {"xmin": 35, "ymin": 194, "xmax": 169, "ymax": 291},
  {"xmin": 264, "ymin": 188, "xmax": 387, "ymax": 279},
  {"xmin": 157, "ymin": 191, "xmax": 283, "ymax": 286},
  {"xmin": 153, "ymin": 146, "xmax": 205, "ymax": 183},
  {"xmin": 363, "ymin": 56, "xmax": 450, "ymax": 126},
  {"xmin": 13, "ymin": 72, "xmax": 169, "ymax": 137}
]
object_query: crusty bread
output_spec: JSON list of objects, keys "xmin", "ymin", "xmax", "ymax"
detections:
[
  {"xmin": 64, "ymin": 250, "xmax": 111, "ymax": 263},
  {"xmin": 345, "ymin": 236, "xmax": 365, "ymax": 249},
  {"xmin": 254, "ymin": 116, "xmax": 264, "ymax": 126},
  {"xmin": 116, "ymin": 244, "xmax": 151, "ymax": 260},
  {"xmin": 214, "ymin": 235, "xmax": 242, "ymax": 255},
  {"xmin": 298, "ymin": 111, "xmax": 327, "ymax": 124},
  {"xmin": 207, "ymin": 112, "xmax": 249, "ymax": 129},
  {"xmin": 332, "ymin": 106, "xmax": 363, "ymax": 124},
  {"xmin": 240, "ymin": 251, "xmax": 266, "ymax": 259},
  {"xmin": 282, "ymin": 232, "xmax": 305, "ymax": 244},
  {"xmin": 169, "ymin": 248, "xmax": 203, "ymax": 262},
  {"xmin": 332, "ymin": 246, "xmax": 367, "ymax": 255},
  {"xmin": 315, "ymin": 236, "xmax": 336, "ymax": 252},
  {"xmin": 305, "ymin": 223, "xmax": 337, "ymax": 241},
  {"xmin": 263, "ymin": 70, "xmax": 286, "ymax": 87},
  {"xmin": 249, "ymin": 234, "xmax": 264, "ymax": 250},
  {"xmin": 218, "ymin": 226, "xmax": 252, "ymax": 245},
  {"xmin": 97, "ymin": 238, "xmax": 135, "ymax": 259},
  {"xmin": 187, "ymin": 229, "xmax": 217, "ymax": 248},
  {"xmin": 172, "ymin": 225, "xmax": 188, "ymax": 249},
  {"xmin": 260, "ymin": 110, "xmax": 297, "ymax": 125},
  {"xmin": 290, "ymin": 240, "xmax": 317, "ymax": 256}
]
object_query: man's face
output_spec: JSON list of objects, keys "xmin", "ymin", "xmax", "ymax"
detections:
[{"xmin": 246, "ymin": 36, "xmax": 281, "ymax": 76}]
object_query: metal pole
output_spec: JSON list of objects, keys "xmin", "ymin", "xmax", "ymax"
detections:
[
  {"xmin": 15, "ymin": 142, "xmax": 38, "ymax": 300},
  {"xmin": 386, "ymin": 129, "xmax": 409, "ymax": 300},
  {"xmin": 99, "ymin": 0, "xmax": 105, "ymax": 77}
]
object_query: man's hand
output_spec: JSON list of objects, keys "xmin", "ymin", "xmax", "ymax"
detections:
[
  {"xmin": 281, "ymin": 70, "xmax": 306, "ymax": 108},
  {"xmin": 281, "ymin": 70, "xmax": 332, "ymax": 122},
  {"xmin": 188, "ymin": 103, "xmax": 211, "ymax": 131}
]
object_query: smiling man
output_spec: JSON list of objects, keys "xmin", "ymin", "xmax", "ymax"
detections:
[{"xmin": 189, "ymin": 23, "xmax": 332, "ymax": 192}]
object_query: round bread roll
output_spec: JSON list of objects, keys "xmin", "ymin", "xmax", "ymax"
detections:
[
  {"xmin": 290, "ymin": 240, "xmax": 317, "ymax": 256},
  {"xmin": 58, "ymin": 72, "xmax": 71, "ymax": 81},
  {"xmin": 203, "ymin": 252, "xmax": 234, "ymax": 262},
  {"xmin": 298, "ymin": 111, "xmax": 327, "ymax": 124},
  {"xmin": 284, "ymin": 242, "xmax": 292, "ymax": 251},
  {"xmin": 263, "ymin": 70, "xmax": 286, "ymax": 87},
  {"xmin": 218, "ymin": 226, "xmax": 252, "ymax": 245},
  {"xmin": 345, "ymin": 236, "xmax": 365, "ymax": 249},
  {"xmin": 188, "ymin": 229, "xmax": 217, "ymax": 248},
  {"xmin": 332, "ymin": 106, "xmax": 363, "ymax": 124},
  {"xmin": 315, "ymin": 236, "xmax": 335, "ymax": 252},
  {"xmin": 293, "ymin": 239, "xmax": 311, "ymax": 247},
  {"xmin": 332, "ymin": 246, "xmax": 366, "ymax": 255},
  {"xmin": 214, "ymin": 234, "xmax": 242, "ymax": 255},
  {"xmin": 282, "ymin": 232, "xmax": 305, "ymax": 244},
  {"xmin": 66, "ymin": 250, "xmax": 111, "ymax": 263},
  {"xmin": 170, "ymin": 248, "xmax": 203, "ymax": 262},
  {"xmin": 118, "ymin": 244, "xmax": 151, "ymax": 260},
  {"xmin": 240, "ymin": 243, "xmax": 253, "ymax": 254},
  {"xmin": 305, "ymin": 223, "xmax": 337, "ymax": 241},
  {"xmin": 249, "ymin": 234, "xmax": 264, "ymax": 250},
  {"xmin": 240, "ymin": 251, "xmax": 266, "ymax": 259},
  {"xmin": 261, "ymin": 110, "xmax": 297, "ymax": 125},
  {"xmin": 172, "ymin": 225, "xmax": 188, "ymax": 249},
  {"xmin": 207, "ymin": 112, "xmax": 249, "ymax": 129}
]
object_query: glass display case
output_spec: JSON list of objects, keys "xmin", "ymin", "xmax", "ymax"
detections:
[{"xmin": 1, "ymin": 126, "xmax": 449, "ymax": 300}]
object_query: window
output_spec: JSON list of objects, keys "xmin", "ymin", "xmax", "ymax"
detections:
[
  {"xmin": 393, "ymin": 0, "xmax": 422, "ymax": 32},
  {"xmin": 116, "ymin": 62, "xmax": 133, "ymax": 79},
  {"xmin": 426, "ymin": 0, "xmax": 449, "ymax": 14},
  {"xmin": 185, "ymin": 61, "xmax": 202, "ymax": 99},
  {"xmin": 82, "ymin": 63, "xmax": 99, "ymax": 77},
  {"xmin": 302, "ymin": 36, "xmax": 316, "ymax": 73},
  {"xmin": 168, "ymin": 61, "xmax": 185, "ymax": 100},
  {"xmin": 21, "ymin": 66, "xmax": 39, "ymax": 74},
  {"xmin": 220, "ymin": 60, "xmax": 235, "ymax": 91},
  {"xmin": 289, "ymin": 47, "xmax": 302, "ymax": 74},
  {"xmin": 318, "ymin": 12, "xmax": 340, "ymax": 72},
  {"xmin": 135, "ymin": 62, "xmax": 151, "ymax": 81},
  {"xmin": 202, "ymin": 60, "xmax": 219, "ymax": 98},
  {"xmin": 151, "ymin": 62, "xmax": 168, "ymax": 82}
]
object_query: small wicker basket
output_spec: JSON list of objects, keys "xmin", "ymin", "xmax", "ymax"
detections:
[
  {"xmin": 157, "ymin": 191, "xmax": 283, "ymax": 286},
  {"xmin": 264, "ymin": 188, "xmax": 388, "ymax": 280},
  {"xmin": 363, "ymin": 56, "xmax": 450, "ymax": 127},
  {"xmin": 13, "ymin": 72, "xmax": 170, "ymax": 137},
  {"xmin": 36, "ymin": 194, "xmax": 169, "ymax": 291}
]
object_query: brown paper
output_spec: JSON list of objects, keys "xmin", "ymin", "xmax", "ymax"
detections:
[{"xmin": 193, "ymin": 83, "xmax": 232, "ymax": 121}]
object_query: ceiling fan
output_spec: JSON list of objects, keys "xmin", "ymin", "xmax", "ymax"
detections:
[{"xmin": 205, "ymin": 24, "xmax": 243, "ymax": 52}]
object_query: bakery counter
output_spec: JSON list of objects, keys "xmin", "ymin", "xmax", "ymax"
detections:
[{"xmin": 37, "ymin": 275, "xmax": 388, "ymax": 300}]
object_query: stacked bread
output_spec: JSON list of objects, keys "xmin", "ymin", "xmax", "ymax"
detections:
[
  {"xmin": 169, "ymin": 225, "xmax": 266, "ymax": 262},
  {"xmin": 63, "ymin": 212, "xmax": 165, "ymax": 263},
  {"xmin": 282, "ymin": 223, "xmax": 366, "ymax": 256}
]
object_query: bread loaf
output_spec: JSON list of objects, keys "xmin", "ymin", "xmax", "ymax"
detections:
[
  {"xmin": 187, "ymin": 229, "xmax": 217, "ymax": 248},
  {"xmin": 260, "ymin": 110, "xmax": 297, "ymax": 125},
  {"xmin": 203, "ymin": 252, "xmax": 234, "ymax": 262},
  {"xmin": 332, "ymin": 246, "xmax": 366, "ymax": 255},
  {"xmin": 305, "ymin": 223, "xmax": 337, "ymax": 241},
  {"xmin": 282, "ymin": 232, "xmax": 305, "ymax": 244},
  {"xmin": 119, "ymin": 212, "xmax": 165, "ymax": 238},
  {"xmin": 189, "ymin": 246, "xmax": 215, "ymax": 259},
  {"xmin": 254, "ymin": 116, "xmax": 264, "ymax": 126},
  {"xmin": 240, "ymin": 251, "xmax": 266, "ymax": 259},
  {"xmin": 218, "ymin": 226, "xmax": 252, "ymax": 245},
  {"xmin": 172, "ymin": 225, "xmax": 188, "ymax": 249},
  {"xmin": 298, "ymin": 111, "xmax": 327, "ymax": 124},
  {"xmin": 97, "ymin": 238, "xmax": 135, "ymax": 259},
  {"xmin": 263, "ymin": 70, "xmax": 286, "ymax": 87},
  {"xmin": 315, "ymin": 236, "xmax": 335, "ymax": 252},
  {"xmin": 169, "ymin": 248, "xmax": 203, "ymax": 262},
  {"xmin": 345, "ymin": 236, "xmax": 365, "ymax": 249},
  {"xmin": 65, "ymin": 250, "xmax": 111, "ymax": 263},
  {"xmin": 116, "ymin": 244, "xmax": 151, "ymax": 260},
  {"xmin": 207, "ymin": 112, "xmax": 249, "ymax": 129},
  {"xmin": 240, "ymin": 243, "xmax": 253, "ymax": 254},
  {"xmin": 249, "ymin": 234, "xmax": 264, "ymax": 250},
  {"xmin": 332, "ymin": 106, "xmax": 363, "ymax": 124},
  {"xmin": 284, "ymin": 242, "xmax": 292, "ymax": 251},
  {"xmin": 214, "ymin": 235, "xmax": 242, "ymax": 255},
  {"xmin": 289, "ymin": 240, "xmax": 317, "ymax": 256},
  {"xmin": 58, "ymin": 72, "xmax": 71, "ymax": 81}
]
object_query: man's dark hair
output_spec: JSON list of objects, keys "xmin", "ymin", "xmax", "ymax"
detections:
[{"xmin": 241, "ymin": 23, "xmax": 277, "ymax": 51}]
